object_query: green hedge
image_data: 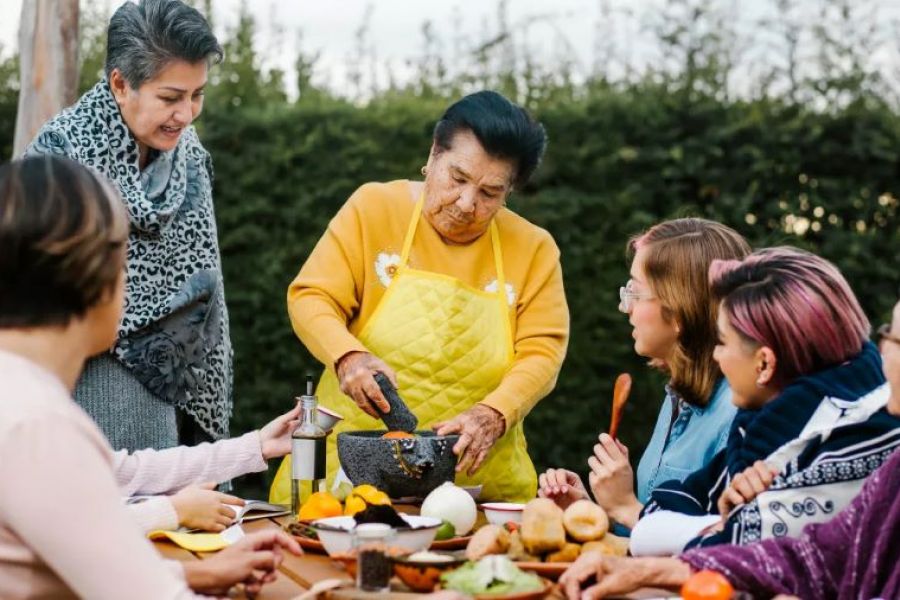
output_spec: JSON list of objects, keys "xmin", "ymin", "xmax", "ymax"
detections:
[{"xmin": 197, "ymin": 84, "xmax": 899, "ymax": 496}]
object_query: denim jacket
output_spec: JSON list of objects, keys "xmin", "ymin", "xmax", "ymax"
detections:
[{"xmin": 635, "ymin": 379, "xmax": 736, "ymax": 503}]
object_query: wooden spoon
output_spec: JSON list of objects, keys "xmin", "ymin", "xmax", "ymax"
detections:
[{"xmin": 609, "ymin": 373, "xmax": 632, "ymax": 440}]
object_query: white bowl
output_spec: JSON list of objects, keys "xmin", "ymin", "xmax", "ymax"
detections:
[
  {"xmin": 310, "ymin": 514, "xmax": 442, "ymax": 556},
  {"xmin": 315, "ymin": 405, "xmax": 344, "ymax": 432},
  {"xmin": 481, "ymin": 502, "xmax": 526, "ymax": 526}
]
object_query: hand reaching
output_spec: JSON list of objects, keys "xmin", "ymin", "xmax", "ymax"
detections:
[
  {"xmin": 538, "ymin": 468, "xmax": 590, "ymax": 509},
  {"xmin": 170, "ymin": 482, "xmax": 244, "ymax": 532}
]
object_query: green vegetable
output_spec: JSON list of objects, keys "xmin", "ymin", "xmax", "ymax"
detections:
[
  {"xmin": 441, "ymin": 556, "xmax": 543, "ymax": 595},
  {"xmin": 435, "ymin": 520, "xmax": 456, "ymax": 541}
]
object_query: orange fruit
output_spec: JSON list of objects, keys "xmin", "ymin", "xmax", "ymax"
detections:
[
  {"xmin": 680, "ymin": 570, "xmax": 734, "ymax": 600},
  {"xmin": 298, "ymin": 491, "xmax": 343, "ymax": 521},
  {"xmin": 382, "ymin": 431, "xmax": 416, "ymax": 439}
]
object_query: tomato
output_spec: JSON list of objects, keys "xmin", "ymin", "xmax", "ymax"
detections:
[{"xmin": 680, "ymin": 570, "xmax": 734, "ymax": 600}]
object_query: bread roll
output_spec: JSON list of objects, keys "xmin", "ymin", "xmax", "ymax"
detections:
[
  {"xmin": 545, "ymin": 542, "xmax": 581, "ymax": 563},
  {"xmin": 582, "ymin": 533, "xmax": 629, "ymax": 557},
  {"xmin": 521, "ymin": 498, "xmax": 566, "ymax": 554},
  {"xmin": 562, "ymin": 500, "xmax": 609, "ymax": 542},
  {"xmin": 506, "ymin": 530, "xmax": 539, "ymax": 562},
  {"xmin": 465, "ymin": 524, "xmax": 510, "ymax": 560}
]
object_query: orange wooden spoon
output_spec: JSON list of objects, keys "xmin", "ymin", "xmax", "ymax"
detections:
[{"xmin": 609, "ymin": 373, "xmax": 632, "ymax": 440}]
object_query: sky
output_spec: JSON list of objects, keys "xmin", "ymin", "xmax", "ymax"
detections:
[{"xmin": 1, "ymin": 0, "xmax": 899, "ymax": 99}]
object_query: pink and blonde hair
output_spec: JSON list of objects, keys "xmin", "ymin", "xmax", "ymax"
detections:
[{"xmin": 709, "ymin": 247, "xmax": 870, "ymax": 388}]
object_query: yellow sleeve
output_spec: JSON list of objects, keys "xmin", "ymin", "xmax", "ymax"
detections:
[
  {"xmin": 286, "ymin": 188, "xmax": 370, "ymax": 369},
  {"xmin": 479, "ymin": 236, "xmax": 570, "ymax": 427}
]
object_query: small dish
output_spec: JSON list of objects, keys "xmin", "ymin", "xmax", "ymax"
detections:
[
  {"xmin": 284, "ymin": 521, "xmax": 326, "ymax": 553},
  {"xmin": 311, "ymin": 514, "xmax": 442, "ymax": 555},
  {"xmin": 514, "ymin": 561, "xmax": 569, "ymax": 581},
  {"xmin": 393, "ymin": 552, "xmax": 467, "ymax": 592},
  {"xmin": 429, "ymin": 534, "xmax": 473, "ymax": 551},
  {"xmin": 315, "ymin": 406, "xmax": 344, "ymax": 432},
  {"xmin": 472, "ymin": 578, "xmax": 554, "ymax": 600},
  {"xmin": 481, "ymin": 502, "xmax": 526, "ymax": 526}
]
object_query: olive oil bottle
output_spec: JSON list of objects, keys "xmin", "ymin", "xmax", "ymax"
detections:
[{"xmin": 291, "ymin": 376, "xmax": 327, "ymax": 519}]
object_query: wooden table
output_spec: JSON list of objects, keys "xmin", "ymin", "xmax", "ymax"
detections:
[{"xmin": 152, "ymin": 514, "xmax": 674, "ymax": 599}]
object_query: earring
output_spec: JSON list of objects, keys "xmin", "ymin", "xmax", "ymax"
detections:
[{"xmin": 420, "ymin": 166, "xmax": 428, "ymax": 176}]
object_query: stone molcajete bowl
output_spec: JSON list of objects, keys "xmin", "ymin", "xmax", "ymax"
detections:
[{"xmin": 337, "ymin": 430, "xmax": 460, "ymax": 499}]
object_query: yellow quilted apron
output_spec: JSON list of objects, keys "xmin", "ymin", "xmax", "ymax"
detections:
[{"xmin": 271, "ymin": 196, "xmax": 537, "ymax": 503}]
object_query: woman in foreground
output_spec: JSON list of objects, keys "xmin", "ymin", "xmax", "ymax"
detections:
[{"xmin": 0, "ymin": 156, "xmax": 300, "ymax": 599}]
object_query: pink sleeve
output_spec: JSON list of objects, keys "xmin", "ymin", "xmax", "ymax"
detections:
[
  {"xmin": 0, "ymin": 415, "xmax": 201, "ymax": 599},
  {"xmin": 113, "ymin": 431, "xmax": 267, "ymax": 496},
  {"xmin": 127, "ymin": 496, "xmax": 180, "ymax": 533}
]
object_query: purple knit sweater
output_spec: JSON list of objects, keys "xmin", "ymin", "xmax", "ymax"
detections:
[{"xmin": 681, "ymin": 447, "xmax": 900, "ymax": 599}]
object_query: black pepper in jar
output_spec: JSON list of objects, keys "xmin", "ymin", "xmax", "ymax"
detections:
[
  {"xmin": 357, "ymin": 547, "xmax": 391, "ymax": 591},
  {"xmin": 352, "ymin": 523, "xmax": 395, "ymax": 593}
]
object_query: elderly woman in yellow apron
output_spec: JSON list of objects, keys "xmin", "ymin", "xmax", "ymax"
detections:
[{"xmin": 271, "ymin": 91, "xmax": 570, "ymax": 503}]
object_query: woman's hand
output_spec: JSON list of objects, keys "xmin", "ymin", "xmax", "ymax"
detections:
[
  {"xmin": 258, "ymin": 403, "xmax": 302, "ymax": 460},
  {"xmin": 538, "ymin": 468, "xmax": 590, "ymax": 509},
  {"xmin": 559, "ymin": 552, "xmax": 691, "ymax": 600},
  {"xmin": 336, "ymin": 351, "xmax": 398, "ymax": 418},
  {"xmin": 170, "ymin": 482, "xmax": 244, "ymax": 532},
  {"xmin": 183, "ymin": 530, "xmax": 302, "ymax": 596},
  {"xmin": 433, "ymin": 404, "xmax": 506, "ymax": 476},
  {"xmin": 587, "ymin": 433, "xmax": 642, "ymax": 527},
  {"xmin": 718, "ymin": 460, "xmax": 779, "ymax": 518}
]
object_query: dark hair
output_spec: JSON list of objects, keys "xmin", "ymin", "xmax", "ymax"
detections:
[
  {"xmin": 0, "ymin": 156, "xmax": 129, "ymax": 328},
  {"xmin": 432, "ymin": 91, "xmax": 547, "ymax": 188},
  {"xmin": 105, "ymin": 0, "xmax": 223, "ymax": 88}
]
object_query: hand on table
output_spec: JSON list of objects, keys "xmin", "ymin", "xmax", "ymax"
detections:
[
  {"xmin": 538, "ymin": 468, "xmax": 590, "ymax": 509},
  {"xmin": 171, "ymin": 482, "xmax": 244, "ymax": 532},
  {"xmin": 587, "ymin": 434, "xmax": 642, "ymax": 527},
  {"xmin": 718, "ymin": 460, "xmax": 779, "ymax": 518},
  {"xmin": 258, "ymin": 403, "xmax": 302, "ymax": 460},
  {"xmin": 433, "ymin": 404, "xmax": 506, "ymax": 476},
  {"xmin": 336, "ymin": 351, "xmax": 398, "ymax": 418},
  {"xmin": 559, "ymin": 552, "xmax": 691, "ymax": 600},
  {"xmin": 184, "ymin": 530, "xmax": 302, "ymax": 596}
]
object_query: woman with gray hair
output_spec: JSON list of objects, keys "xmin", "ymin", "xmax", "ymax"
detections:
[{"xmin": 25, "ymin": 0, "xmax": 231, "ymax": 450}]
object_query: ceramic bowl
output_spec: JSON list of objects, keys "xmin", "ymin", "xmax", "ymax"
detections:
[
  {"xmin": 337, "ymin": 430, "xmax": 459, "ymax": 499},
  {"xmin": 315, "ymin": 406, "xmax": 344, "ymax": 432},
  {"xmin": 310, "ymin": 514, "xmax": 442, "ymax": 556},
  {"xmin": 481, "ymin": 502, "xmax": 526, "ymax": 526},
  {"xmin": 392, "ymin": 553, "xmax": 467, "ymax": 592}
]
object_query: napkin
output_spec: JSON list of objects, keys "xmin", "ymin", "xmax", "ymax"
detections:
[{"xmin": 148, "ymin": 523, "xmax": 245, "ymax": 552}]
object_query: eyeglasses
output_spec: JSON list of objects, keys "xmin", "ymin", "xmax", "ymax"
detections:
[
  {"xmin": 876, "ymin": 323, "xmax": 900, "ymax": 347},
  {"xmin": 619, "ymin": 279, "xmax": 655, "ymax": 312}
]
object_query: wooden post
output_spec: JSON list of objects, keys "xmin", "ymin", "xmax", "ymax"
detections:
[{"xmin": 12, "ymin": 0, "xmax": 80, "ymax": 158}]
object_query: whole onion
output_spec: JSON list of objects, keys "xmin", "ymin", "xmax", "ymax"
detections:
[{"xmin": 420, "ymin": 482, "xmax": 477, "ymax": 536}]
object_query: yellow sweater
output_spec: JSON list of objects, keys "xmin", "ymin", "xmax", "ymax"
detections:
[{"xmin": 287, "ymin": 180, "xmax": 569, "ymax": 427}]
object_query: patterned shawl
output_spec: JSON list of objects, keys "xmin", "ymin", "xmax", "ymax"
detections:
[{"xmin": 25, "ymin": 79, "xmax": 232, "ymax": 439}]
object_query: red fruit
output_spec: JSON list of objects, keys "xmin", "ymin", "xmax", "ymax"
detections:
[{"xmin": 681, "ymin": 570, "xmax": 734, "ymax": 600}]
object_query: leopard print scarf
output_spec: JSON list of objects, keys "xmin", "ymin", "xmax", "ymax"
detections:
[{"xmin": 26, "ymin": 79, "xmax": 232, "ymax": 440}]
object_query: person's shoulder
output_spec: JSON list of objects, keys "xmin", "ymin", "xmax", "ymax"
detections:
[
  {"xmin": 0, "ymin": 358, "xmax": 77, "ymax": 438},
  {"xmin": 494, "ymin": 207, "xmax": 559, "ymax": 255},
  {"xmin": 346, "ymin": 180, "xmax": 413, "ymax": 214}
]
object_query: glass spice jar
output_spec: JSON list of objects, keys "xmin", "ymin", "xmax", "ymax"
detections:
[{"xmin": 351, "ymin": 523, "xmax": 395, "ymax": 592}]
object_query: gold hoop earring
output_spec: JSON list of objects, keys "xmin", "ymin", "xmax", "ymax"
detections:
[{"xmin": 420, "ymin": 166, "xmax": 428, "ymax": 176}]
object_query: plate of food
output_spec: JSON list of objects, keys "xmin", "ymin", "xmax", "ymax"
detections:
[
  {"xmin": 284, "ymin": 521, "xmax": 326, "ymax": 553},
  {"xmin": 439, "ymin": 555, "xmax": 553, "ymax": 599},
  {"xmin": 463, "ymin": 498, "xmax": 629, "ymax": 581}
]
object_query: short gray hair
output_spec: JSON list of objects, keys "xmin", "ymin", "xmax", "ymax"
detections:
[{"xmin": 105, "ymin": 0, "xmax": 223, "ymax": 88}]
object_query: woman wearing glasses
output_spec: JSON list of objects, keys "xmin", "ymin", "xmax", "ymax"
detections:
[{"xmin": 539, "ymin": 219, "xmax": 749, "ymax": 531}]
